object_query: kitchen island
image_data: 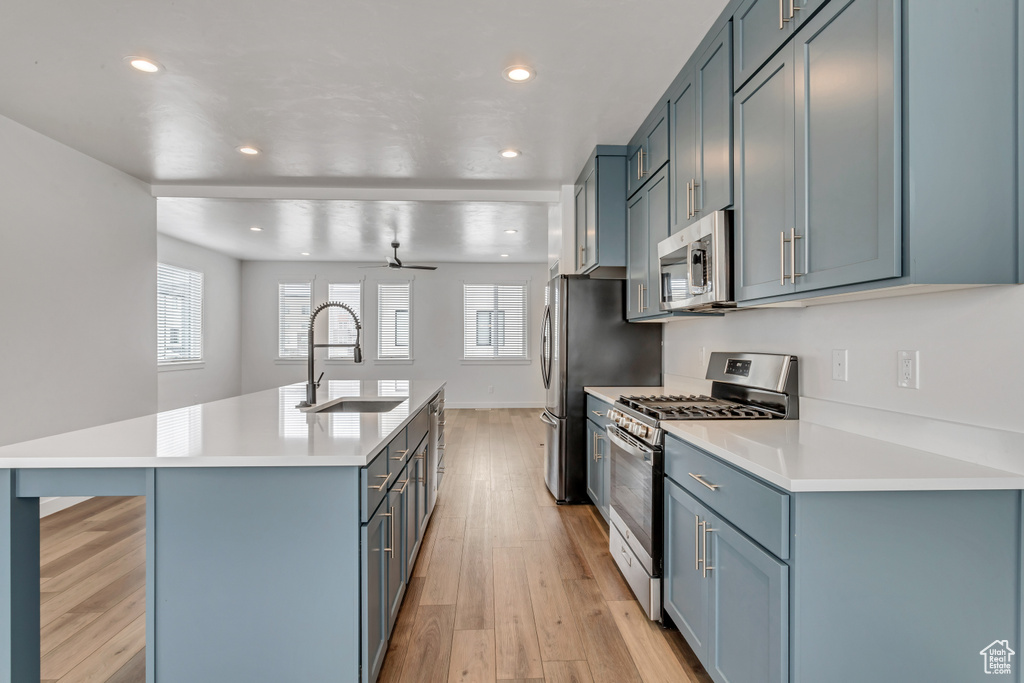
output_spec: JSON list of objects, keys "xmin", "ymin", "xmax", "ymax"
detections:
[{"xmin": 0, "ymin": 379, "xmax": 445, "ymax": 683}]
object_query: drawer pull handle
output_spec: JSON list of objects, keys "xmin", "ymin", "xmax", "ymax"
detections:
[
  {"xmin": 414, "ymin": 453, "xmax": 426, "ymax": 460},
  {"xmin": 689, "ymin": 473, "xmax": 720, "ymax": 491},
  {"xmin": 370, "ymin": 471, "xmax": 393, "ymax": 491},
  {"xmin": 395, "ymin": 479, "xmax": 409, "ymax": 494},
  {"xmin": 620, "ymin": 545, "xmax": 632, "ymax": 567},
  {"xmin": 592, "ymin": 410, "xmax": 605, "ymax": 417}
]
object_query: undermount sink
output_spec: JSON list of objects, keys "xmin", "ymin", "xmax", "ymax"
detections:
[{"xmin": 300, "ymin": 396, "xmax": 406, "ymax": 414}]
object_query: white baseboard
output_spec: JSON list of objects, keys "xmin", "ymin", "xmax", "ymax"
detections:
[
  {"xmin": 445, "ymin": 401, "xmax": 545, "ymax": 410},
  {"xmin": 39, "ymin": 496, "xmax": 92, "ymax": 519}
]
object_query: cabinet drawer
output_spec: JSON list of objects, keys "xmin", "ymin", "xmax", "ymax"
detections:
[
  {"xmin": 665, "ymin": 435, "xmax": 789, "ymax": 559},
  {"xmin": 407, "ymin": 407, "xmax": 429, "ymax": 451},
  {"xmin": 387, "ymin": 429, "xmax": 409, "ymax": 474},
  {"xmin": 585, "ymin": 394, "xmax": 614, "ymax": 430},
  {"xmin": 361, "ymin": 448, "xmax": 391, "ymax": 523}
]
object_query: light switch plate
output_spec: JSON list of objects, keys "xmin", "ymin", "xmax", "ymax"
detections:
[{"xmin": 831, "ymin": 349, "xmax": 848, "ymax": 381}]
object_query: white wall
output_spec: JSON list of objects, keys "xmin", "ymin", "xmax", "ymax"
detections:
[
  {"xmin": 663, "ymin": 285, "xmax": 1024, "ymax": 434},
  {"xmin": 240, "ymin": 261, "xmax": 548, "ymax": 408},
  {"xmin": 157, "ymin": 234, "xmax": 242, "ymax": 411},
  {"xmin": 0, "ymin": 114, "xmax": 157, "ymax": 447}
]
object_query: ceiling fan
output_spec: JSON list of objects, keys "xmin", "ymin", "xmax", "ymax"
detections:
[{"xmin": 360, "ymin": 240, "xmax": 437, "ymax": 271}]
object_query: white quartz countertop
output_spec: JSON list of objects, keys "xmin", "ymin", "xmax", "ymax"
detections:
[
  {"xmin": 584, "ymin": 386, "xmax": 664, "ymax": 405},
  {"xmin": 584, "ymin": 387, "xmax": 1024, "ymax": 492},
  {"xmin": 0, "ymin": 380, "xmax": 445, "ymax": 468}
]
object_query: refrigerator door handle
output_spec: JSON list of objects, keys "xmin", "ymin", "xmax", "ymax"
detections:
[
  {"xmin": 539, "ymin": 411, "xmax": 558, "ymax": 427},
  {"xmin": 540, "ymin": 306, "xmax": 552, "ymax": 389}
]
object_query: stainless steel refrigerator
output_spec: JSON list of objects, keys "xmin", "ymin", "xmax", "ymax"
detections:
[{"xmin": 540, "ymin": 275, "xmax": 662, "ymax": 503}]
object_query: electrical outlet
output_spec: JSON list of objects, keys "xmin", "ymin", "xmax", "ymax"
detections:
[
  {"xmin": 898, "ymin": 350, "xmax": 919, "ymax": 389},
  {"xmin": 488, "ymin": 385, "xmax": 494, "ymax": 394},
  {"xmin": 831, "ymin": 349, "xmax": 848, "ymax": 381},
  {"xmin": 699, "ymin": 346, "xmax": 707, "ymax": 369}
]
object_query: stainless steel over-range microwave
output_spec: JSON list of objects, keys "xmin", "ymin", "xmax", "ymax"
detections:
[{"xmin": 657, "ymin": 210, "xmax": 735, "ymax": 312}]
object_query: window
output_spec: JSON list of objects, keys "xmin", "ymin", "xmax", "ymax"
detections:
[
  {"xmin": 327, "ymin": 282, "xmax": 362, "ymax": 359},
  {"xmin": 463, "ymin": 283, "xmax": 528, "ymax": 360},
  {"xmin": 157, "ymin": 263, "xmax": 203, "ymax": 364},
  {"xmin": 279, "ymin": 282, "xmax": 311, "ymax": 358},
  {"xmin": 378, "ymin": 282, "xmax": 411, "ymax": 360}
]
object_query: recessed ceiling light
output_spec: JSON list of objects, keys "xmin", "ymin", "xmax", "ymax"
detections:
[
  {"xmin": 301, "ymin": 252, "xmax": 310, "ymax": 256},
  {"xmin": 238, "ymin": 146, "xmax": 261, "ymax": 155},
  {"xmin": 504, "ymin": 229, "xmax": 518, "ymax": 234},
  {"xmin": 125, "ymin": 57, "xmax": 162, "ymax": 73},
  {"xmin": 500, "ymin": 254, "xmax": 510, "ymax": 258},
  {"xmin": 250, "ymin": 226, "xmax": 262, "ymax": 232},
  {"xmin": 503, "ymin": 66, "xmax": 535, "ymax": 83},
  {"xmin": 500, "ymin": 149, "xmax": 520, "ymax": 159}
]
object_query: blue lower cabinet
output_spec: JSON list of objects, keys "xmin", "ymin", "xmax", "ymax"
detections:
[
  {"xmin": 386, "ymin": 484, "xmax": 408, "ymax": 635},
  {"xmin": 361, "ymin": 511, "xmax": 388, "ymax": 683},
  {"xmin": 665, "ymin": 476, "xmax": 788, "ymax": 683},
  {"xmin": 664, "ymin": 478, "xmax": 711, "ymax": 661},
  {"xmin": 586, "ymin": 420, "xmax": 604, "ymax": 512},
  {"xmin": 706, "ymin": 511, "xmax": 788, "ymax": 683}
]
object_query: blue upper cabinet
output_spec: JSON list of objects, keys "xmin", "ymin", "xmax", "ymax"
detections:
[
  {"xmin": 574, "ymin": 147, "xmax": 628, "ymax": 277},
  {"xmin": 791, "ymin": 0, "xmax": 900, "ymax": 293},
  {"xmin": 627, "ymin": 163, "xmax": 671, "ymax": 320},
  {"xmin": 733, "ymin": 0, "xmax": 827, "ymax": 90},
  {"xmin": 734, "ymin": 44, "xmax": 797, "ymax": 302},
  {"xmin": 735, "ymin": 0, "xmax": 900, "ymax": 303},
  {"xmin": 671, "ymin": 23, "xmax": 734, "ymax": 234},
  {"xmin": 628, "ymin": 103, "xmax": 670, "ymax": 199}
]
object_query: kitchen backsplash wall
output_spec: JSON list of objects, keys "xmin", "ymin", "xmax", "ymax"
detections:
[
  {"xmin": 663, "ymin": 284, "xmax": 1024, "ymax": 435},
  {"xmin": 240, "ymin": 260, "xmax": 549, "ymax": 408}
]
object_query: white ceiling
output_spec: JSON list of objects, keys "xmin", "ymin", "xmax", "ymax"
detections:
[
  {"xmin": 158, "ymin": 197, "xmax": 551, "ymax": 262},
  {"xmin": 2, "ymin": 0, "xmax": 729, "ymax": 261}
]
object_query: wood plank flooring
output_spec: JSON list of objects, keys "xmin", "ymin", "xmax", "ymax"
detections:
[
  {"xmin": 382, "ymin": 408, "xmax": 714, "ymax": 683},
  {"xmin": 39, "ymin": 495, "xmax": 145, "ymax": 683},
  {"xmin": 38, "ymin": 407, "xmax": 712, "ymax": 683}
]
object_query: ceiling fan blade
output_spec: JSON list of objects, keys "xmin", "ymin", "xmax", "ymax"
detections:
[
  {"xmin": 358, "ymin": 265, "xmax": 389, "ymax": 269},
  {"xmin": 401, "ymin": 265, "xmax": 438, "ymax": 270}
]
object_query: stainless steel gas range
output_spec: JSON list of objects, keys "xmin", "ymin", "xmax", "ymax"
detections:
[{"xmin": 604, "ymin": 352, "xmax": 799, "ymax": 620}]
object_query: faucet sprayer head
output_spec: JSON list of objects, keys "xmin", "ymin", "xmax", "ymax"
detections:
[{"xmin": 354, "ymin": 346, "xmax": 363, "ymax": 364}]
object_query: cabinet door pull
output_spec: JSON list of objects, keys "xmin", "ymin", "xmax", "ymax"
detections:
[
  {"xmin": 685, "ymin": 181, "xmax": 691, "ymax": 219},
  {"xmin": 691, "ymin": 178, "xmax": 699, "ymax": 216},
  {"xmin": 389, "ymin": 506, "xmax": 396, "ymax": 558},
  {"xmin": 789, "ymin": 0, "xmax": 801, "ymax": 18},
  {"xmin": 395, "ymin": 479, "xmax": 409, "ymax": 494},
  {"xmin": 779, "ymin": 0, "xmax": 790, "ymax": 28},
  {"xmin": 688, "ymin": 473, "xmax": 720, "ymax": 491},
  {"xmin": 638, "ymin": 147, "xmax": 645, "ymax": 178},
  {"xmin": 702, "ymin": 525, "xmax": 716, "ymax": 577},
  {"xmin": 695, "ymin": 516, "xmax": 704, "ymax": 571},
  {"xmin": 591, "ymin": 410, "xmax": 604, "ymax": 418},
  {"xmin": 789, "ymin": 228, "xmax": 804, "ymax": 284},
  {"xmin": 593, "ymin": 433, "xmax": 604, "ymax": 461},
  {"xmin": 579, "ymin": 244, "xmax": 586, "ymax": 268},
  {"xmin": 370, "ymin": 471, "xmax": 393, "ymax": 491}
]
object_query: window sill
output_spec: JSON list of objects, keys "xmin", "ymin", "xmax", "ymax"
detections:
[
  {"xmin": 460, "ymin": 358, "xmax": 532, "ymax": 365},
  {"xmin": 158, "ymin": 361, "xmax": 205, "ymax": 372},
  {"xmin": 323, "ymin": 359, "xmax": 359, "ymax": 365},
  {"xmin": 375, "ymin": 359, "xmax": 414, "ymax": 365},
  {"xmin": 275, "ymin": 358, "xmax": 307, "ymax": 365}
]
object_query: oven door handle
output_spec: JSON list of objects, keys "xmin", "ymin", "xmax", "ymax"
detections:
[{"xmin": 607, "ymin": 427, "xmax": 655, "ymax": 466}]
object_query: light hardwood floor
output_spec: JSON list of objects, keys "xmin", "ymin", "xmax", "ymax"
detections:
[
  {"xmin": 381, "ymin": 408, "xmax": 713, "ymax": 683},
  {"xmin": 39, "ymin": 407, "xmax": 712, "ymax": 683},
  {"xmin": 39, "ymin": 495, "xmax": 146, "ymax": 683}
]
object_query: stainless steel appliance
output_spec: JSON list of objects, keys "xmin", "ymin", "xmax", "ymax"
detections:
[
  {"xmin": 658, "ymin": 210, "xmax": 734, "ymax": 312},
  {"xmin": 605, "ymin": 352, "xmax": 799, "ymax": 620},
  {"xmin": 427, "ymin": 390, "xmax": 445, "ymax": 515},
  {"xmin": 539, "ymin": 275, "xmax": 662, "ymax": 503}
]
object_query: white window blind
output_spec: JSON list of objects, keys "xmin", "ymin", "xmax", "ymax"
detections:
[
  {"xmin": 463, "ymin": 283, "xmax": 527, "ymax": 360},
  {"xmin": 327, "ymin": 282, "xmax": 362, "ymax": 359},
  {"xmin": 378, "ymin": 282, "xmax": 411, "ymax": 360},
  {"xmin": 157, "ymin": 263, "xmax": 203, "ymax": 364},
  {"xmin": 279, "ymin": 282, "xmax": 311, "ymax": 358}
]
